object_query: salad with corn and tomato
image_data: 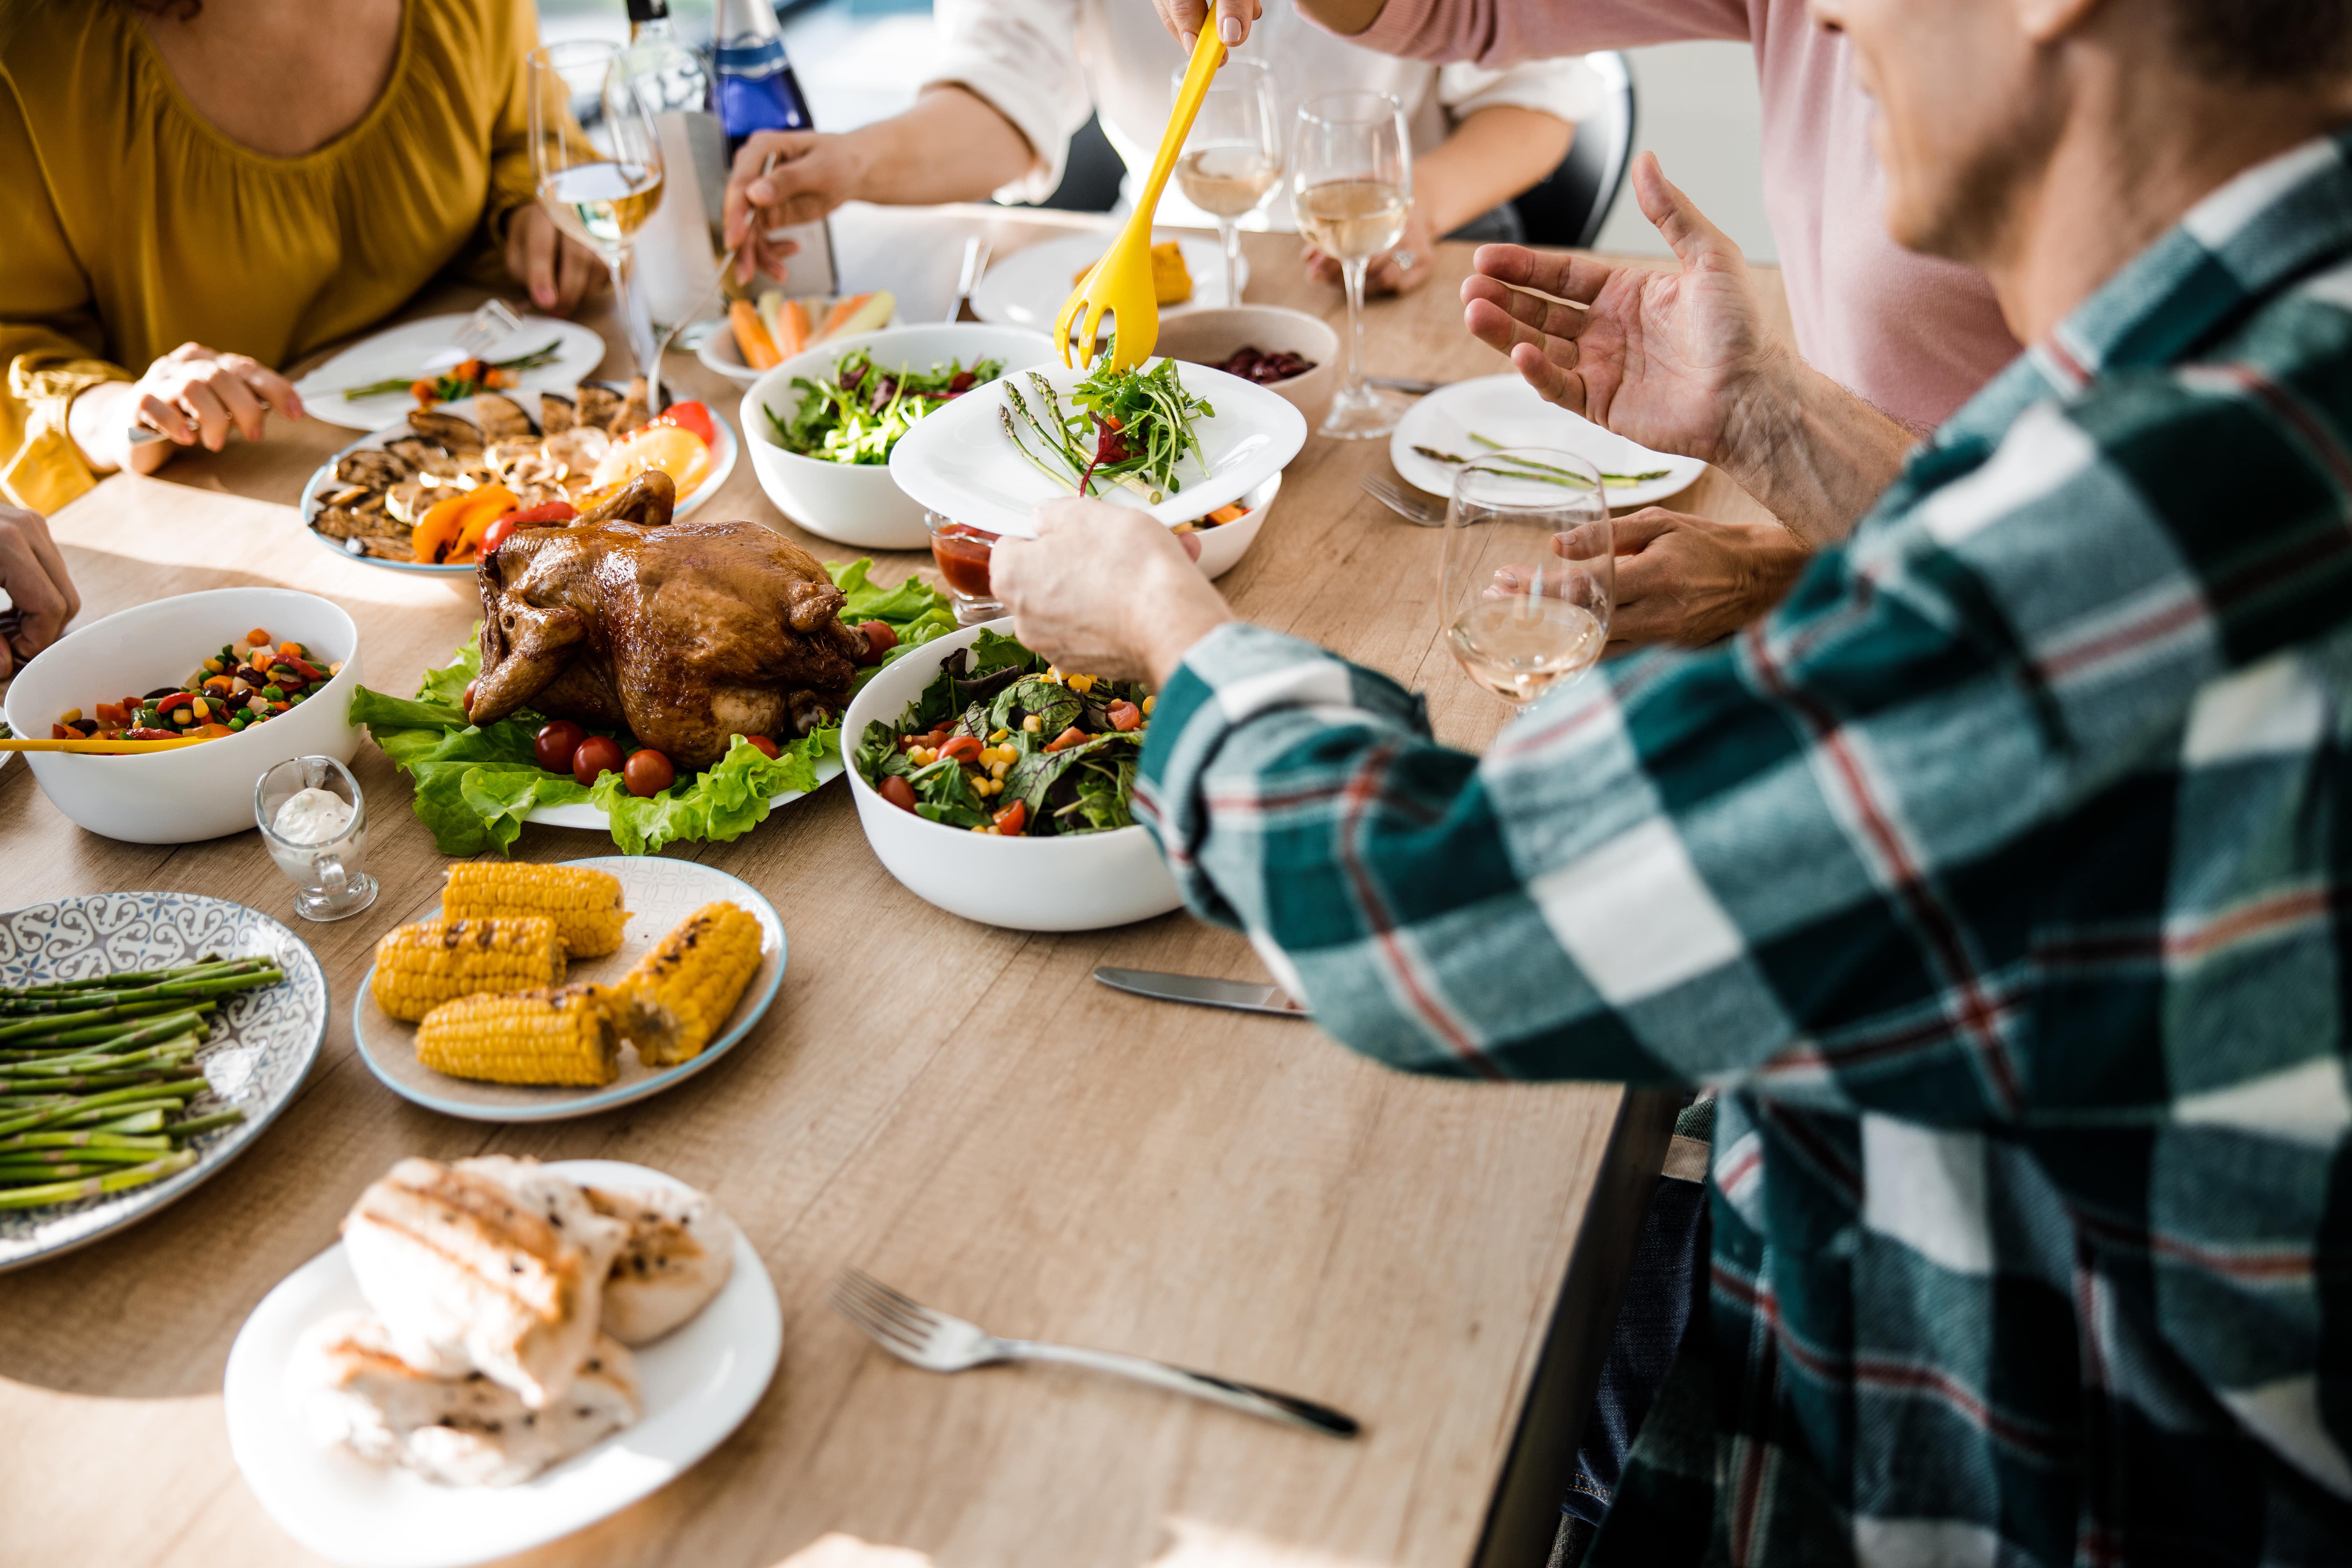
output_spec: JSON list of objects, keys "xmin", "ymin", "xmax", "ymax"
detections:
[
  {"xmin": 854, "ymin": 630, "xmax": 1151, "ymax": 837},
  {"xmin": 48, "ymin": 626, "xmax": 340, "ymax": 745}
]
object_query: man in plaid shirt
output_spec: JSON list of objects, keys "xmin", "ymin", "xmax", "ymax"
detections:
[{"xmin": 992, "ymin": 0, "xmax": 2352, "ymax": 1560}]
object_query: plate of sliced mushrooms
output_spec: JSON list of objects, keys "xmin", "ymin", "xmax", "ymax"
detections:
[{"xmin": 299, "ymin": 380, "xmax": 737, "ymax": 575}]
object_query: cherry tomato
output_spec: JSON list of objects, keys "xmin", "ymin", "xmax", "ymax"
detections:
[
  {"xmin": 939, "ymin": 735, "xmax": 982, "ymax": 765},
  {"xmin": 1044, "ymin": 725, "xmax": 1088, "ymax": 753},
  {"xmin": 624, "ymin": 748, "xmax": 676, "ymax": 797},
  {"xmin": 573, "ymin": 734, "xmax": 625, "ymax": 787},
  {"xmin": 649, "ymin": 400, "xmax": 718, "ymax": 447},
  {"xmin": 992, "ymin": 799, "xmax": 1027, "ymax": 836},
  {"xmin": 879, "ymin": 775, "xmax": 918, "ymax": 813},
  {"xmin": 1107, "ymin": 700, "xmax": 1143, "ymax": 732},
  {"xmin": 740, "ymin": 734, "xmax": 780, "ymax": 759},
  {"xmin": 481, "ymin": 517, "xmax": 519, "ymax": 556},
  {"xmin": 534, "ymin": 720, "xmax": 587, "ymax": 774},
  {"xmin": 860, "ymin": 621, "xmax": 897, "ymax": 660},
  {"xmin": 462, "ymin": 679, "xmax": 478, "ymax": 715}
]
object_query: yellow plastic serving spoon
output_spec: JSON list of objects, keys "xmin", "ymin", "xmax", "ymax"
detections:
[{"xmin": 1054, "ymin": 28, "xmax": 1227, "ymax": 371}]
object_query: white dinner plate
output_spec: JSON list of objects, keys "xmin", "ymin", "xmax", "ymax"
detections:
[
  {"xmin": 294, "ymin": 316, "xmax": 610, "ymax": 433},
  {"xmin": 523, "ymin": 750, "xmax": 843, "ymax": 830},
  {"xmin": 1389, "ymin": 376, "xmax": 1707, "ymax": 511},
  {"xmin": 224, "ymin": 1158, "xmax": 782, "ymax": 1568},
  {"xmin": 887, "ymin": 358, "xmax": 1307, "ymax": 538},
  {"xmin": 298, "ymin": 398, "xmax": 739, "ymax": 576},
  {"xmin": 969, "ymin": 231, "xmax": 1246, "ymax": 333},
  {"xmin": 0, "ymin": 892, "xmax": 328, "ymax": 1272},
  {"xmin": 351, "ymin": 858, "xmax": 784, "ymax": 1122}
]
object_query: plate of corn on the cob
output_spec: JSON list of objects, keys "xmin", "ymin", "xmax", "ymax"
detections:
[
  {"xmin": 0, "ymin": 891, "xmax": 325, "ymax": 1270},
  {"xmin": 352, "ymin": 859, "xmax": 782, "ymax": 1121}
]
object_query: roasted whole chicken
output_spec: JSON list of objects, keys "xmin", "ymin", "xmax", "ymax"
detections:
[{"xmin": 469, "ymin": 473, "xmax": 865, "ymax": 767}]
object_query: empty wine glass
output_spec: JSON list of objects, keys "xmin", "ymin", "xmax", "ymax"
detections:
[
  {"xmin": 1440, "ymin": 449, "xmax": 1613, "ymax": 709},
  {"xmin": 1172, "ymin": 57, "xmax": 1281, "ymax": 306},
  {"xmin": 529, "ymin": 41, "xmax": 667, "ymax": 390},
  {"xmin": 1293, "ymin": 91, "xmax": 1411, "ymax": 439}
]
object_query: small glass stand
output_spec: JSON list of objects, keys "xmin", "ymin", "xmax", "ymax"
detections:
[
  {"xmin": 927, "ymin": 512, "xmax": 1006, "ymax": 625},
  {"xmin": 254, "ymin": 755, "xmax": 379, "ymax": 923}
]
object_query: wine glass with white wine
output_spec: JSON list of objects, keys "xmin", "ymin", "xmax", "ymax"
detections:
[
  {"xmin": 1441, "ymin": 450, "xmax": 1614, "ymax": 709},
  {"xmin": 1293, "ymin": 91, "xmax": 1411, "ymax": 439},
  {"xmin": 1171, "ymin": 57, "xmax": 1281, "ymax": 306},
  {"xmin": 528, "ymin": 41, "xmax": 666, "ymax": 391}
]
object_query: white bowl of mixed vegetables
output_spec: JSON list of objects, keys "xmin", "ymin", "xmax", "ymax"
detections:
[
  {"xmin": 743, "ymin": 324, "xmax": 1051, "ymax": 551},
  {"xmin": 840, "ymin": 620, "xmax": 1182, "ymax": 932}
]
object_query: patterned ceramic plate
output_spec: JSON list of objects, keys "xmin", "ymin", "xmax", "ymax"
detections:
[
  {"xmin": 0, "ymin": 893, "xmax": 328, "ymax": 1272},
  {"xmin": 351, "ymin": 857, "xmax": 785, "ymax": 1122}
]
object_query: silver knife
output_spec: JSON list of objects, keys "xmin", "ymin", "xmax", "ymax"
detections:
[
  {"xmin": 1093, "ymin": 966, "xmax": 1312, "ymax": 1017},
  {"xmin": 1369, "ymin": 375, "xmax": 1444, "ymax": 395}
]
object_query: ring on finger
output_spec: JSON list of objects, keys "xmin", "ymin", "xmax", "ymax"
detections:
[{"xmin": 1389, "ymin": 250, "xmax": 1417, "ymax": 273}]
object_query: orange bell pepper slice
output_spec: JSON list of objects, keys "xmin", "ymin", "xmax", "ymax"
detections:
[{"xmin": 411, "ymin": 484, "xmax": 520, "ymax": 565}]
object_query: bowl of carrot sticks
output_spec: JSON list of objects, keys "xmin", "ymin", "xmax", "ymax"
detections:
[{"xmin": 694, "ymin": 290, "xmax": 901, "ymax": 385}]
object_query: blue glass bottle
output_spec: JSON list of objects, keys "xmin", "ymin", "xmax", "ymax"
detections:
[{"xmin": 713, "ymin": 0, "xmax": 815, "ymax": 154}]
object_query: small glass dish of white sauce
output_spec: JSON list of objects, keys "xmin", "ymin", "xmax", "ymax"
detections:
[{"xmin": 253, "ymin": 755, "xmax": 378, "ymax": 922}]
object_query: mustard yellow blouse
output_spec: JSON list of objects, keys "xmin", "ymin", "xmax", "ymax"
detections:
[{"xmin": 0, "ymin": 0, "xmax": 542, "ymax": 514}]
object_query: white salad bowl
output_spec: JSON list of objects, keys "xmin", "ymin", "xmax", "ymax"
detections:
[
  {"xmin": 841, "ymin": 620, "xmax": 1183, "ymax": 932},
  {"xmin": 1190, "ymin": 472, "xmax": 1279, "ymax": 580},
  {"xmin": 4, "ymin": 588, "xmax": 362, "ymax": 845},
  {"xmin": 742, "ymin": 323, "xmax": 1053, "ymax": 551}
]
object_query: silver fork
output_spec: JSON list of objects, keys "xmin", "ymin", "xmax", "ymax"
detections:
[
  {"xmin": 1360, "ymin": 473, "xmax": 1448, "ymax": 527},
  {"xmin": 420, "ymin": 299, "xmax": 526, "ymax": 372},
  {"xmin": 830, "ymin": 1269, "xmax": 1360, "ymax": 1438}
]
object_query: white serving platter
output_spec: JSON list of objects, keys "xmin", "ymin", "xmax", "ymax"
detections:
[
  {"xmin": 294, "ymin": 315, "xmax": 610, "ymax": 433},
  {"xmin": 887, "ymin": 358, "xmax": 1307, "ymax": 538},
  {"xmin": 298, "ymin": 397, "xmax": 738, "ymax": 576},
  {"xmin": 351, "ymin": 857, "xmax": 784, "ymax": 1121},
  {"xmin": 1389, "ymin": 374, "xmax": 1706, "ymax": 511},
  {"xmin": 224, "ymin": 1158, "xmax": 782, "ymax": 1568}
]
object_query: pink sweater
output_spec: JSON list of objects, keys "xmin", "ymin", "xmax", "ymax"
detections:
[{"xmin": 1348, "ymin": 0, "xmax": 2021, "ymax": 430}]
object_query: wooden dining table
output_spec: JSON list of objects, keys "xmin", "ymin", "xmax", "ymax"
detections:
[{"xmin": 0, "ymin": 205, "xmax": 1789, "ymax": 1568}]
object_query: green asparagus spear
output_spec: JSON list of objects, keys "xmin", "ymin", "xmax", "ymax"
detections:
[
  {"xmin": 156, "ymin": 1108, "xmax": 245, "ymax": 1140},
  {"xmin": 0, "ymin": 1151, "xmax": 196, "ymax": 1208}
]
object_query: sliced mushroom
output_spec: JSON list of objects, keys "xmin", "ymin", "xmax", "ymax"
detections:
[{"xmin": 543, "ymin": 425, "xmax": 610, "ymax": 474}]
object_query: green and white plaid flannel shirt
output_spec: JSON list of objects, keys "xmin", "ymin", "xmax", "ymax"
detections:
[{"xmin": 1134, "ymin": 131, "xmax": 2352, "ymax": 1565}]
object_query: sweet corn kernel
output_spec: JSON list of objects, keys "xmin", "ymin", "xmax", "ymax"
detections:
[
  {"xmin": 990, "ymin": 759, "xmax": 1009, "ymax": 779},
  {"xmin": 970, "ymin": 824, "xmax": 988, "ymax": 833},
  {"xmin": 329, "ymin": 662, "xmax": 345, "ymax": 676},
  {"xmin": 202, "ymin": 657, "xmax": 222, "ymax": 674},
  {"xmin": 1067, "ymin": 674, "xmax": 1095, "ymax": 694},
  {"xmin": 191, "ymin": 697, "xmax": 210, "ymax": 720},
  {"xmin": 55, "ymin": 707, "xmax": 81, "ymax": 725},
  {"xmin": 1142, "ymin": 695, "xmax": 1156, "ymax": 714},
  {"xmin": 1023, "ymin": 715, "xmax": 1042, "ymax": 733},
  {"xmin": 989, "ymin": 728, "xmax": 1009, "ymax": 743}
]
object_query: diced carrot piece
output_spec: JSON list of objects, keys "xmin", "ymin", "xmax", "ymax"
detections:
[
  {"xmin": 246, "ymin": 628, "xmax": 271, "ymax": 647},
  {"xmin": 729, "ymin": 299, "xmax": 780, "ymax": 370},
  {"xmin": 1205, "ymin": 503, "xmax": 1248, "ymax": 525}
]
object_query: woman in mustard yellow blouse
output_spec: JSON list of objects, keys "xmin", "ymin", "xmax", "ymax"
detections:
[{"xmin": 0, "ymin": 0, "xmax": 606, "ymax": 515}]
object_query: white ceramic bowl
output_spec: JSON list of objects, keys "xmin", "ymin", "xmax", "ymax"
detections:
[
  {"xmin": 1189, "ymin": 472, "xmax": 1278, "ymax": 580},
  {"xmin": 692, "ymin": 294, "xmax": 902, "ymax": 385},
  {"xmin": 1153, "ymin": 307, "xmax": 1342, "ymax": 431},
  {"xmin": 841, "ymin": 620, "xmax": 1182, "ymax": 932},
  {"xmin": 4, "ymin": 588, "xmax": 362, "ymax": 844},
  {"xmin": 742, "ymin": 323, "xmax": 1053, "ymax": 550}
]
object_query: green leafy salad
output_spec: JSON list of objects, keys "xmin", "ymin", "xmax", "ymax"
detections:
[
  {"xmin": 854, "ymin": 630, "xmax": 1151, "ymax": 837},
  {"xmin": 349, "ymin": 561, "xmax": 957, "ymax": 856},
  {"xmin": 1000, "ymin": 351, "xmax": 1213, "ymax": 504},
  {"xmin": 763, "ymin": 348, "xmax": 1003, "ymax": 465}
]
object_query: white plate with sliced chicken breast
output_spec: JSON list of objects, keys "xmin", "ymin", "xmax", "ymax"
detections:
[
  {"xmin": 299, "ymin": 392, "xmax": 737, "ymax": 573},
  {"xmin": 224, "ymin": 1158, "xmax": 780, "ymax": 1568}
]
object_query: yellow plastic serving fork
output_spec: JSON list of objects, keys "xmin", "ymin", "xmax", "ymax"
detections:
[{"xmin": 1054, "ymin": 28, "xmax": 1227, "ymax": 371}]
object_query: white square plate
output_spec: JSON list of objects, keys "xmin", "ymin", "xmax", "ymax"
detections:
[
  {"xmin": 224, "ymin": 1158, "xmax": 782, "ymax": 1568},
  {"xmin": 886, "ymin": 358, "xmax": 1307, "ymax": 538}
]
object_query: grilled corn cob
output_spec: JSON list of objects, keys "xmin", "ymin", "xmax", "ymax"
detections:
[
  {"xmin": 414, "ymin": 985, "xmax": 619, "ymax": 1087},
  {"xmin": 371, "ymin": 918, "xmax": 566, "ymax": 1023},
  {"xmin": 613, "ymin": 903, "xmax": 763, "ymax": 1067},
  {"xmin": 442, "ymin": 863, "xmax": 629, "ymax": 959}
]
